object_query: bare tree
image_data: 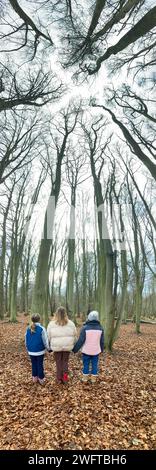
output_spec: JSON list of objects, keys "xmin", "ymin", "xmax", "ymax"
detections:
[
  {"xmin": 82, "ymin": 117, "xmax": 116, "ymax": 350},
  {"xmin": 20, "ymin": 238, "xmax": 35, "ymax": 313},
  {"xmin": 66, "ymin": 150, "xmax": 86, "ymax": 316},
  {"xmin": 0, "ymin": 109, "xmax": 41, "ymax": 184},
  {"xmin": 91, "ymin": 101, "xmax": 156, "ymax": 180},
  {"xmin": 0, "ymin": 65, "xmax": 63, "ymax": 112},
  {"xmin": 31, "ymin": 104, "xmax": 81, "ymax": 322},
  {"xmin": 0, "ymin": 178, "xmax": 16, "ymax": 318},
  {"xmin": 6, "ymin": 169, "xmax": 45, "ymax": 321},
  {"xmin": 1, "ymin": 0, "xmax": 53, "ymax": 57},
  {"xmin": 60, "ymin": 0, "xmax": 156, "ymax": 77}
]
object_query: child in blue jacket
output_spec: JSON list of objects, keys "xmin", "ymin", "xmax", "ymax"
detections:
[
  {"xmin": 25, "ymin": 313, "xmax": 49, "ymax": 385},
  {"xmin": 73, "ymin": 310, "xmax": 104, "ymax": 383}
]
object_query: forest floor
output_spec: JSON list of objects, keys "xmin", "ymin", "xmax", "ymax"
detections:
[{"xmin": 0, "ymin": 314, "xmax": 155, "ymax": 451}]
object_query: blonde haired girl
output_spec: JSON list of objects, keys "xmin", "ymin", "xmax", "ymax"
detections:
[{"xmin": 47, "ymin": 307, "xmax": 77, "ymax": 383}]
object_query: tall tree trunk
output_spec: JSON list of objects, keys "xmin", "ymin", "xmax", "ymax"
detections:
[
  {"xmin": 97, "ymin": 239, "xmax": 106, "ymax": 322},
  {"xmin": 32, "ymin": 138, "xmax": 68, "ymax": 322},
  {"xmin": 66, "ymin": 188, "xmax": 76, "ymax": 317},
  {"xmin": 50, "ymin": 242, "xmax": 57, "ymax": 315},
  {"xmin": 112, "ymin": 188, "xmax": 129, "ymax": 337},
  {"xmin": 127, "ymin": 178, "xmax": 145, "ymax": 334},
  {"xmin": 10, "ymin": 256, "xmax": 18, "ymax": 322},
  {"xmin": 5, "ymin": 261, "xmax": 10, "ymax": 314},
  {"xmin": 10, "ymin": 234, "xmax": 26, "ymax": 321},
  {"xmin": 104, "ymin": 251, "xmax": 115, "ymax": 351},
  {"xmin": 135, "ymin": 281, "xmax": 143, "ymax": 334},
  {"xmin": 20, "ymin": 263, "xmax": 26, "ymax": 312},
  {"xmin": 82, "ymin": 238, "xmax": 87, "ymax": 315},
  {"xmin": 93, "ymin": 240, "xmax": 98, "ymax": 306},
  {"xmin": 31, "ymin": 219, "xmax": 52, "ymax": 320},
  {"xmin": 66, "ymin": 237, "xmax": 75, "ymax": 316},
  {"xmin": 90, "ymin": 6, "xmax": 156, "ymax": 73},
  {"xmin": 25, "ymin": 257, "xmax": 30, "ymax": 314},
  {"xmin": 75, "ymin": 268, "xmax": 80, "ymax": 315},
  {"xmin": 112, "ymin": 249, "xmax": 128, "ymax": 341},
  {"xmin": 0, "ymin": 183, "xmax": 14, "ymax": 318},
  {"xmin": 0, "ymin": 233, "xmax": 6, "ymax": 319},
  {"xmin": 25, "ymin": 240, "xmax": 33, "ymax": 313},
  {"xmin": 90, "ymin": 152, "xmax": 115, "ymax": 349}
]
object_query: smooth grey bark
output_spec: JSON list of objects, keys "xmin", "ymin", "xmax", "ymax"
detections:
[
  {"xmin": 66, "ymin": 183, "xmax": 76, "ymax": 317},
  {"xmin": 127, "ymin": 179, "xmax": 145, "ymax": 333},
  {"xmin": 90, "ymin": 142, "xmax": 115, "ymax": 350}
]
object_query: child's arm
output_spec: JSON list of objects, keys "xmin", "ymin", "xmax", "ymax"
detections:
[
  {"xmin": 47, "ymin": 323, "xmax": 52, "ymax": 351},
  {"xmin": 47, "ymin": 323, "xmax": 53, "ymax": 351},
  {"xmin": 47, "ymin": 323, "xmax": 50, "ymax": 335},
  {"xmin": 72, "ymin": 327, "xmax": 86, "ymax": 353},
  {"xmin": 41, "ymin": 327, "xmax": 50, "ymax": 350},
  {"xmin": 100, "ymin": 329, "xmax": 104, "ymax": 352},
  {"xmin": 74, "ymin": 325, "xmax": 78, "ymax": 344},
  {"xmin": 47, "ymin": 323, "xmax": 51, "ymax": 342},
  {"xmin": 25, "ymin": 330, "xmax": 28, "ymax": 350}
]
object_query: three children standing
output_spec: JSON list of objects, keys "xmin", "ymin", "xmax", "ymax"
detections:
[{"xmin": 25, "ymin": 307, "xmax": 104, "ymax": 385}]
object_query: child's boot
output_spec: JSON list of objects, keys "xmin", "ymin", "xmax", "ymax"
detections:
[
  {"xmin": 32, "ymin": 376, "xmax": 38, "ymax": 383},
  {"xmin": 38, "ymin": 378, "xmax": 46, "ymax": 385},
  {"xmin": 62, "ymin": 372, "xmax": 68, "ymax": 383},
  {"xmin": 90, "ymin": 375, "xmax": 97, "ymax": 384},
  {"xmin": 81, "ymin": 374, "xmax": 89, "ymax": 383}
]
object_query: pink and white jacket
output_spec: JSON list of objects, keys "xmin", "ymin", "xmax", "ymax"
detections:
[{"xmin": 73, "ymin": 320, "xmax": 104, "ymax": 355}]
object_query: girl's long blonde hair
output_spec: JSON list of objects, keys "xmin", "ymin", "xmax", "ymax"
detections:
[
  {"xmin": 30, "ymin": 313, "xmax": 40, "ymax": 333},
  {"xmin": 55, "ymin": 307, "xmax": 68, "ymax": 326}
]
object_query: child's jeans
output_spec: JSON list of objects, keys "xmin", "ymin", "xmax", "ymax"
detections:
[
  {"xmin": 82, "ymin": 353, "xmax": 99, "ymax": 376},
  {"xmin": 30, "ymin": 354, "xmax": 44, "ymax": 380}
]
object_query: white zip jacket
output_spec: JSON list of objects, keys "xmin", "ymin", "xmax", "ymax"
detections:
[{"xmin": 47, "ymin": 319, "xmax": 77, "ymax": 352}]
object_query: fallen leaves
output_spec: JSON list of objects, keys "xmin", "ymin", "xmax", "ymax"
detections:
[{"xmin": 0, "ymin": 316, "xmax": 155, "ymax": 450}]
